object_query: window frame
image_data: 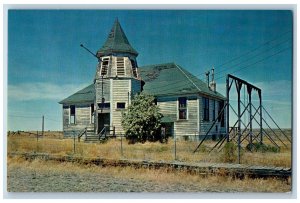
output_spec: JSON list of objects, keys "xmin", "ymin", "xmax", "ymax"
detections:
[
  {"xmin": 218, "ymin": 100, "xmax": 225, "ymax": 127},
  {"xmin": 178, "ymin": 97, "xmax": 187, "ymax": 120},
  {"xmin": 100, "ymin": 57, "xmax": 110, "ymax": 76},
  {"xmin": 70, "ymin": 105, "xmax": 76, "ymax": 124},
  {"xmin": 90, "ymin": 103, "xmax": 95, "ymax": 124},
  {"xmin": 98, "ymin": 102, "xmax": 110, "ymax": 109},
  {"xmin": 130, "ymin": 59, "xmax": 138, "ymax": 78},
  {"xmin": 116, "ymin": 57, "xmax": 125, "ymax": 76},
  {"xmin": 116, "ymin": 102, "xmax": 126, "ymax": 109},
  {"xmin": 202, "ymin": 97, "xmax": 209, "ymax": 121},
  {"xmin": 212, "ymin": 100, "xmax": 216, "ymax": 121}
]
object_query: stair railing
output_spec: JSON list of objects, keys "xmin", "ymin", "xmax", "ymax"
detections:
[
  {"xmin": 98, "ymin": 126, "xmax": 107, "ymax": 141},
  {"xmin": 77, "ymin": 127, "xmax": 87, "ymax": 142}
]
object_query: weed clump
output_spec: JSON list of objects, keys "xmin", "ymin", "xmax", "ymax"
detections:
[
  {"xmin": 220, "ymin": 142, "xmax": 238, "ymax": 163},
  {"xmin": 246, "ymin": 142, "xmax": 280, "ymax": 153}
]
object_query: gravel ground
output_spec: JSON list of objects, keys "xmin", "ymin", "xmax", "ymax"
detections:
[
  {"xmin": 7, "ymin": 159, "xmax": 291, "ymax": 193},
  {"xmin": 7, "ymin": 165, "xmax": 218, "ymax": 192}
]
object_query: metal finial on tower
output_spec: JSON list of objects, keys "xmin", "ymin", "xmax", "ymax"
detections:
[{"xmin": 205, "ymin": 71, "xmax": 210, "ymax": 88}]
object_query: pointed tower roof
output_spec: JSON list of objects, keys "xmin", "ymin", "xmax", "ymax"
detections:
[{"xmin": 97, "ymin": 19, "xmax": 138, "ymax": 57}]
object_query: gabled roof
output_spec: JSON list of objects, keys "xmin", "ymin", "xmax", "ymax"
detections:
[
  {"xmin": 59, "ymin": 84, "xmax": 94, "ymax": 104},
  {"xmin": 139, "ymin": 63, "xmax": 225, "ymax": 100},
  {"xmin": 96, "ymin": 19, "xmax": 138, "ymax": 57}
]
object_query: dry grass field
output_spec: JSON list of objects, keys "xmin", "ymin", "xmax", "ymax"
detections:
[
  {"xmin": 7, "ymin": 131, "xmax": 291, "ymax": 167},
  {"xmin": 7, "ymin": 156, "xmax": 291, "ymax": 192},
  {"xmin": 6, "ymin": 131, "xmax": 292, "ymax": 192}
]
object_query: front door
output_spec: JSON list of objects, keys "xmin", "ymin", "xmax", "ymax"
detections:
[{"xmin": 98, "ymin": 113, "xmax": 110, "ymax": 133}]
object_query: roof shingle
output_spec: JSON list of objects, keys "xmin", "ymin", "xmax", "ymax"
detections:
[
  {"xmin": 59, "ymin": 63, "xmax": 225, "ymax": 104},
  {"xmin": 140, "ymin": 63, "xmax": 225, "ymax": 99}
]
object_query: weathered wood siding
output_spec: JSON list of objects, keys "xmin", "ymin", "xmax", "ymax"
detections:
[
  {"xmin": 174, "ymin": 99, "xmax": 199, "ymax": 139},
  {"xmin": 199, "ymin": 96, "xmax": 226, "ymax": 137},
  {"xmin": 111, "ymin": 80, "xmax": 130, "ymax": 134},
  {"xmin": 62, "ymin": 104, "xmax": 94, "ymax": 137},
  {"xmin": 157, "ymin": 100, "xmax": 177, "ymax": 121},
  {"xmin": 95, "ymin": 79, "xmax": 110, "ymax": 103},
  {"xmin": 157, "ymin": 96, "xmax": 226, "ymax": 140},
  {"xmin": 63, "ymin": 105, "xmax": 69, "ymax": 127},
  {"xmin": 157, "ymin": 97, "xmax": 199, "ymax": 140}
]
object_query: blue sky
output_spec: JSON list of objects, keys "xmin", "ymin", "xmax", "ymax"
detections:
[{"xmin": 7, "ymin": 10, "xmax": 293, "ymax": 131}]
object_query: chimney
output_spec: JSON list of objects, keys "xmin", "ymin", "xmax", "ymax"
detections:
[
  {"xmin": 205, "ymin": 71, "xmax": 210, "ymax": 88},
  {"xmin": 209, "ymin": 67, "xmax": 216, "ymax": 92}
]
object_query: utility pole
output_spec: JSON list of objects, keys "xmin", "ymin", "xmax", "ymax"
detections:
[{"xmin": 42, "ymin": 115, "xmax": 44, "ymax": 137}]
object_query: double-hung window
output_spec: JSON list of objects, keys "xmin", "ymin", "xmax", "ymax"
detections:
[
  {"xmin": 70, "ymin": 105, "xmax": 75, "ymax": 124},
  {"xmin": 202, "ymin": 97, "xmax": 209, "ymax": 121},
  {"xmin": 178, "ymin": 97, "xmax": 187, "ymax": 120},
  {"xmin": 218, "ymin": 101, "xmax": 225, "ymax": 127}
]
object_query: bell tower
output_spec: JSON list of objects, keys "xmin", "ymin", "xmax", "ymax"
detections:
[{"xmin": 94, "ymin": 19, "xmax": 142, "ymax": 134}]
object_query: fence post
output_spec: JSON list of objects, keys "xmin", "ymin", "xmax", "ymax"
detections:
[
  {"xmin": 121, "ymin": 134, "xmax": 123, "ymax": 157},
  {"xmin": 174, "ymin": 133, "xmax": 177, "ymax": 161},
  {"xmin": 42, "ymin": 115, "xmax": 44, "ymax": 137},
  {"xmin": 73, "ymin": 131, "xmax": 76, "ymax": 154},
  {"xmin": 36, "ymin": 130, "xmax": 39, "ymax": 152}
]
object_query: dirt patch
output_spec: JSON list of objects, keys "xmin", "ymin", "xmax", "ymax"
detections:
[{"xmin": 7, "ymin": 164, "xmax": 214, "ymax": 192}]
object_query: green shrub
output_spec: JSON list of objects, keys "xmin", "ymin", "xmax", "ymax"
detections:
[
  {"xmin": 121, "ymin": 93, "xmax": 163, "ymax": 144},
  {"xmin": 220, "ymin": 142, "xmax": 238, "ymax": 163}
]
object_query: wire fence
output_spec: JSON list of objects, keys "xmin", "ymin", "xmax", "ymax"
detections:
[{"xmin": 7, "ymin": 131, "xmax": 291, "ymax": 168}]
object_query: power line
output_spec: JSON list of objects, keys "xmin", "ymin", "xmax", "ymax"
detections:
[
  {"xmin": 209, "ymin": 38, "xmax": 291, "ymax": 79},
  {"xmin": 141, "ymin": 31, "xmax": 292, "ymax": 93},
  {"xmin": 154, "ymin": 45, "xmax": 291, "ymax": 95},
  {"xmin": 8, "ymin": 114, "xmax": 61, "ymax": 123},
  {"xmin": 8, "ymin": 115, "xmax": 41, "ymax": 119},
  {"xmin": 214, "ymin": 46, "xmax": 291, "ymax": 81},
  {"xmin": 215, "ymin": 30, "xmax": 291, "ymax": 69},
  {"xmin": 8, "ymin": 110, "xmax": 60, "ymax": 119},
  {"xmin": 45, "ymin": 117, "xmax": 61, "ymax": 123}
]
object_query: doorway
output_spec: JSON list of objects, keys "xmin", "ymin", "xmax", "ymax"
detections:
[{"xmin": 97, "ymin": 113, "xmax": 110, "ymax": 133}]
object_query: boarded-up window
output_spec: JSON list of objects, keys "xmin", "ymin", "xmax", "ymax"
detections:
[
  {"xmin": 116, "ymin": 57, "xmax": 125, "ymax": 76},
  {"xmin": 70, "ymin": 105, "xmax": 75, "ymax": 124},
  {"xmin": 131, "ymin": 59, "xmax": 138, "ymax": 78},
  {"xmin": 202, "ymin": 97, "xmax": 209, "ymax": 121},
  {"xmin": 178, "ymin": 97, "xmax": 187, "ymax": 120},
  {"xmin": 101, "ymin": 58, "xmax": 110, "ymax": 76}
]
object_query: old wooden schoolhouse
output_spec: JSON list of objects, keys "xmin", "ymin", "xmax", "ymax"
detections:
[{"xmin": 59, "ymin": 19, "xmax": 226, "ymax": 141}]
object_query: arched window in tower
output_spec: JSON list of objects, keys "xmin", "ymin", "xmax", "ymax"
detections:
[
  {"xmin": 130, "ymin": 59, "xmax": 138, "ymax": 78},
  {"xmin": 116, "ymin": 57, "xmax": 125, "ymax": 76},
  {"xmin": 101, "ymin": 58, "xmax": 110, "ymax": 76}
]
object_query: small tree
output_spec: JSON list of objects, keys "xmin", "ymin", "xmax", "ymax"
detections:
[{"xmin": 121, "ymin": 93, "xmax": 163, "ymax": 143}]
